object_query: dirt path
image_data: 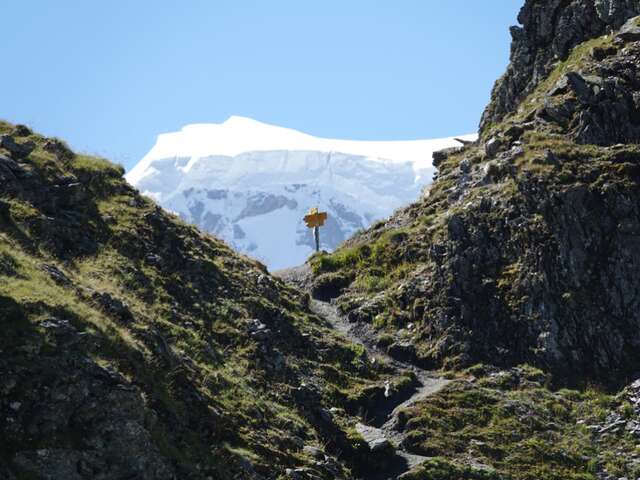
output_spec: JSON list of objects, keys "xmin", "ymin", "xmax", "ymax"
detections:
[
  {"xmin": 276, "ymin": 265, "xmax": 449, "ymax": 479},
  {"xmin": 310, "ymin": 299, "xmax": 449, "ymax": 478}
]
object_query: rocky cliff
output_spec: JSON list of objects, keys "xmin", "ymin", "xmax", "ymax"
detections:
[
  {"xmin": 480, "ymin": 0, "xmax": 640, "ymax": 134},
  {"xmin": 314, "ymin": 0, "xmax": 640, "ymax": 388},
  {"xmin": 307, "ymin": 2, "xmax": 640, "ymax": 476}
]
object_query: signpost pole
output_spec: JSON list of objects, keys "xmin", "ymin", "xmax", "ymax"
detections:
[{"xmin": 304, "ymin": 207, "xmax": 328, "ymax": 254}]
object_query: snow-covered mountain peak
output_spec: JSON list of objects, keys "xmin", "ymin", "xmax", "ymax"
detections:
[{"xmin": 126, "ymin": 117, "xmax": 476, "ymax": 269}]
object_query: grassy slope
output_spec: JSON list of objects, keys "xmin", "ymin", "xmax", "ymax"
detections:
[
  {"xmin": 401, "ymin": 366, "xmax": 640, "ymax": 480},
  {"xmin": 0, "ymin": 121, "xmax": 398, "ymax": 479}
]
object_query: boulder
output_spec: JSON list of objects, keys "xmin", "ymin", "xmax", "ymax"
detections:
[
  {"xmin": 369, "ymin": 437, "xmax": 392, "ymax": 452},
  {"xmin": 303, "ymin": 445, "xmax": 325, "ymax": 460},
  {"xmin": 12, "ymin": 124, "xmax": 32, "ymax": 137},
  {"xmin": 0, "ymin": 135, "xmax": 34, "ymax": 158},
  {"xmin": 355, "ymin": 423, "xmax": 393, "ymax": 453},
  {"xmin": 41, "ymin": 264, "xmax": 72, "ymax": 286},
  {"xmin": 247, "ymin": 319, "xmax": 271, "ymax": 341},
  {"xmin": 43, "ymin": 138, "xmax": 74, "ymax": 160},
  {"xmin": 617, "ymin": 16, "xmax": 640, "ymax": 42},
  {"xmin": 91, "ymin": 291, "xmax": 133, "ymax": 323},
  {"xmin": 484, "ymin": 137, "xmax": 502, "ymax": 158},
  {"xmin": 482, "ymin": 160, "xmax": 509, "ymax": 183},
  {"xmin": 459, "ymin": 157, "xmax": 472, "ymax": 174}
]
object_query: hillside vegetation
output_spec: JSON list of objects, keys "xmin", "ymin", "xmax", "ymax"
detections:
[
  {"xmin": 307, "ymin": 1, "xmax": 640, "ymax": 478},
  {"xmin": 0, "ymin": 120, "xmax": 411, "ymax": 479}
]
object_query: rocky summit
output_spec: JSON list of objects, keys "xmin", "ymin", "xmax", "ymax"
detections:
[{"xmin": 4, "ymin": 1, "xmax": 640, "ymax": 480}]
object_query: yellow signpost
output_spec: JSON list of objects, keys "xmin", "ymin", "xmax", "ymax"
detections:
[{"xmin": 304, "ymin": 207, "xmax": 328, "ymax": 252}]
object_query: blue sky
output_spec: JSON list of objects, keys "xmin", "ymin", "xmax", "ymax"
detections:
[{"xmin": 3, "ymin": 1, "xmax": 521, "ymax": 170}]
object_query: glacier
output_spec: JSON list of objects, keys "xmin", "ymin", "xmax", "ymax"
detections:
[{"xmin": 126, "ymin": 116, "xmax": 476, "ymax": 270}]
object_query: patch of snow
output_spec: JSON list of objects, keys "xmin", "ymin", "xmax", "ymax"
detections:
[{"xmin": 126, "ymin": 116, "xmax": 476, "ymax": 269}]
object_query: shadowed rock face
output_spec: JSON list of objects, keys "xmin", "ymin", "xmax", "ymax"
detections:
[
  {"xmin": 313, "ymin": 4, "xmax": 640, "ymax": 388},
  {"xmin": 480, "ymin": 0, "xmax": 640, "ymax": 132},
  {"xmin": 236, "ymin": 193, "xmax": 298, "ymax": 221},
  {"xmin": 3, "ymin": 311, "xmax": 174, "ymax": 480}
]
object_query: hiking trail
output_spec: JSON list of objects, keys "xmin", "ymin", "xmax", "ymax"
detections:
[{"xmin": 276, "ymin": 265, "xmax": 450, "ymax": 479}]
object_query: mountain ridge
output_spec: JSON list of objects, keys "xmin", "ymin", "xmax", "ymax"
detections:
[{"xmin": 128, "ymin": 116, "xmax": 475, "ymax": 185}]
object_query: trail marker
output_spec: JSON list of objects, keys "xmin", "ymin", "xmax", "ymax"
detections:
[{"xmin": 303, "ymin": 207, "xmax": 328, "ymax": 252}]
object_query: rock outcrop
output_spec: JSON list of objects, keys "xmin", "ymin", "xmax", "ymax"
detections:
[
  {"xmin": 480, "ymin": 0, "xmax": 640, "ymax": 134},
  {"xmin": 304, "ymin": 3, "xmax": 640, "ymax": 476},
  {"xmin": 312, "ymin": 2, "xmax": 640, "ymax": 388}
]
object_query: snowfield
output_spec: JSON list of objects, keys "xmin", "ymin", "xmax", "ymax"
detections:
[{"xmin": 126, "ymin": 116, "xmax": 475, "ymax": 270}]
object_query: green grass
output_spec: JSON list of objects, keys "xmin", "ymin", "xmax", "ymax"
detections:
[
  {"xmin": 310, "ymin": 227, "xmax": 418, "ymax": 299},
  {"xmin": 402, "ymin": 458, "xmax": 502, "ymax": 480},
  {"xmin": 5, "ymin": 199, "xmax": 39, "ymax": 223},
  {"xmin": 72, "ymin": 153, "xmax": 124, "ymax": 177},
  {"xmin": 399, "ymin": 367, "xmax": 640, "ymax": 480}
]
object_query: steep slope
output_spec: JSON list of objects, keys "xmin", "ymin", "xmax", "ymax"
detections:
[
  {"xmin": 311, "ymin": 0, "xmax": 640, "ymax": 388},
  {"xmin": 305, "ymin": 1, "xmax": 640, "ymax": 478},
  {"xmin": 0, "ymin": 121, "xmax": 421, "ymax": 479},
  {"xmin": 127, "ymin": 116, "xmax": 475, "ymax": 270},
  {"xmin": 480, "ymin": 0, "xmax": 640, "ymax": 133}
]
